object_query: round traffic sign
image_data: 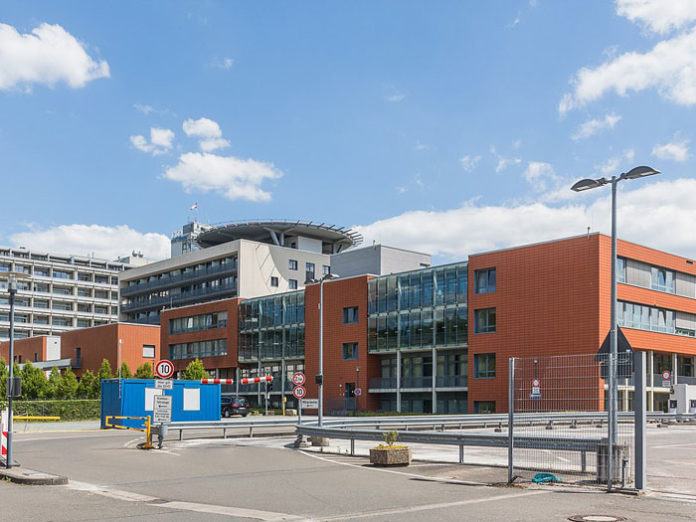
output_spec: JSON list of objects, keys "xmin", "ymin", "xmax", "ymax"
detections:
[
  {"xmin": 292, "ymin": 372, "xmax": 306, "ymax": 386},
  {"xmin": 293, "ymin": 385, "xmax": 306, "ymax": 399},
  {"xmin": 662, "ymin": 370, "xmax": 671, "ymax": 381},
  {"xmin": 155, "ymin": 360, "xmax": 174, "ymax": 379},
  {"xmin": 354, "ymin": 388, "xmax": 362, "ymax": 396}
]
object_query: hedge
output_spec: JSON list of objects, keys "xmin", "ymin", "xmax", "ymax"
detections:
[{"xmin": 11, "ymin": 399, "xmax": 101, "ymax": 421}]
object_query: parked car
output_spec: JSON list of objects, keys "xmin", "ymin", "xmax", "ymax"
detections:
[{"xmin": 221, "ymin": 396, "xmax": 250, "ymax": 418}]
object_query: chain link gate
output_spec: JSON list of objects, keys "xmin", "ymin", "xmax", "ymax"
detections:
[{"xmin": 508, "ymin": 353, "xmax": 635, "ymax": 490}]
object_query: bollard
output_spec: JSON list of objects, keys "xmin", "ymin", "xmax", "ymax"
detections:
[
  {"xmin": 570, "ymin": 419, "xmax": 578, "ymax": 429},
  {"xmin": 545, "ymin": 420, "xmax": 554, "ymax": 430},
  {"xmin": 459, "ymin": 445, "xmax": 464, "ymax": 464}
]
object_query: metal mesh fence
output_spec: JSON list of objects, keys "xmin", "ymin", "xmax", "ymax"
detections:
[{"xmin": 511, "ymin": 353, "xmax": 634, "ymax": 488}]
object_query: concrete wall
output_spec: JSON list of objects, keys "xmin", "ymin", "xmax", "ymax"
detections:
[
  {"xmin": 331, "ymin": 244, "xmax": 431, "ymax": 278},
  {"xmin": 237, "ymin": 240, "xmax": 330, "ymax": 298}
]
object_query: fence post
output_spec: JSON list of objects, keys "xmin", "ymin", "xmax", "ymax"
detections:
[
  {"xmin": 634, "ymin": 351, "xmax": 647, "ymax": 490},
  {"xmin": 508, "ymin": 357, "xmax": 515, "ymax": 484}
]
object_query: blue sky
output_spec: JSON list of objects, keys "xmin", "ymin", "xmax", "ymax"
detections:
[{"xmin": 1, "ymin": 1, "xmax": 696, "ymax": 263}]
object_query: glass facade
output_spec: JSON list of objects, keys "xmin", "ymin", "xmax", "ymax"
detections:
[
  {"xmin": 618, "ymin": 300, "xmax": 696, "ymax": 337},
  {"xmin": 367, "ymin": 263, "xmax": 468, "ymax": 352},
  {"xmin": 238, "ymin": 291, "xmax": 305, "ymax": 361}
]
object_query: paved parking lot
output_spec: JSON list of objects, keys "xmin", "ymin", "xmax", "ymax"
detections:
[{"xmin": 1, "ymin": 421, "xmax": 695, "ymax": 521}]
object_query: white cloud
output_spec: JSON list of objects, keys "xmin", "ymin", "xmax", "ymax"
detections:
[
  {"xmin": 9, "ymin": 224, "xmax": 169, "ymax": 261},
  {"xmin": 572, "ymin": 113, "xmax": 622, "ymax": 140},
  {"xmin": 163, "ymin": 152, "xmax": 282, "ymax": 202},
  {"xmin": 616, "ymin": 0, "xmax": 696, "ymax": 34},
  {"xmin": 595, "ymin": 149, "xmax": 635, "ymax": 175},
  {"xmin": 183, "ymin": 117, "xmax": 223, "ymax": 139},
  {"xmin": 559, "ymin": 27, "xmax": 696, "ymax": 114},
  {"xmin": 211, "ymin": 57, "xmax": 234, "ymax": 70},
  {"xmin": 385, "ymin": 88, "xmax": 406, "ymax": 102},
  {"xmin": 459, "ymin": 155, "xmax": 482, "ymax": 172},
  {"xmin": 495, "ymin": 156, "xmax": 522, "ymax": 173},
  {"xmin": 134, "ymin": 104, "xmax": 154, "ymax": 115},
  {"xmin": 130, "ymin": 127, "xmax": 175, "ymax": 155},
  {"xmin": 356, "ymin": 178, "xmax": 696, "ymax": 260},
  {"xmin": 183, "ymin": 117, "xmax": 230, "ymax": 151},
  {"xmin": 523, "ymin": 161, "xmax": 557, "ymax": 190},
  {"xmin": 0, "ymin": 23, "xmax": 109, "ymax": 91},
  {"xmin": 652, "ymin": 139, "xmax": 690, "ymax": 161}
]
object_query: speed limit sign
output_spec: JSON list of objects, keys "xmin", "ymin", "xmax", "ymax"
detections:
[
  {"xmin": 292, "ymin": 372, "xmax": 306, "ymax": 386},
  {"xmin": 293, "ymin": 386, "xmax": 306, "ymax": 399},
  {"xmin": 155, "ymin": 359, "xmax": 174, "ymax": 379}
]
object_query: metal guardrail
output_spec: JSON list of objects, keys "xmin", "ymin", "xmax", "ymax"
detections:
[{"xmin": 166, "ymin": 417, "xmax": 300, "ymax": 440}]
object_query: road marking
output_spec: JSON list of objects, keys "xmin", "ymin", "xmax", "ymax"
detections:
[
  {"xmin": 66, "ymin": 480, "xmax": 304, "ymax": 520},
  {"xmin": 318, "ymin": 490, "xmax": 548, "ymax": 520}
]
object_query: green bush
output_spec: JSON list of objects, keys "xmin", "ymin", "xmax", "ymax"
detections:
[{"xmin": 12, "ymin": 399, "xmax": 100, "ymax": 421}]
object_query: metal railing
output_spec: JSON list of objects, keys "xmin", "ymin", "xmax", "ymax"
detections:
[{"xmin": 120, "ymin": 263, "xmax": 237, "ymax": 296}]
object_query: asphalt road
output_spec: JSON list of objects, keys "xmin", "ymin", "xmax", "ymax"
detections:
[{"xmin": 2, "ymin": 424, "xmax": 695, "ymax": 521}]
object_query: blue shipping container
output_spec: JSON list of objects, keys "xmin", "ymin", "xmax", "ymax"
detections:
[{"xmin": 101, "ymin": 379, "xmax": 221, "ymax": 429}]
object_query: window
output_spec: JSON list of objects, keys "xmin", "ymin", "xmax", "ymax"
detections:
[
  {"xmin": 342, "ymin": 342, "xmax": 359, "ymax": 360},
  {"xmin": 323, "ymin": 265, "xmax": 331, "ymax": 276},
  {"xmin": 306, "ymin": 262, "xmax": 315, "ymax": 279},
  {"xmin": 474, "ymin": 353, "xmax": 496, "ymax": 378},
  {"xmin": 289, "ymin": 279, "xmax": 298, "ymax": 290},
  {"xmin": 474, "ymin": 401, "xmax": 496, "ymax": 413},
  {"xmin": 77, "ymin": 319, "xmax": 91, "ymax": 328},
  {"xmin": 289, "ymin": 259, "xmax": 298, "ymax": 271},
  {"xmin": 343, "ymin": 306, "xmax": 359, "ymax": 324},
  {"xmin": 142, "ymin": 345, "xmax": 155, "ymax": 358},
  {"xmin": 53, "ymin": 269, "xmax": 73, "ymax": 279},
  {"xmin": 270, "ymin": 276, "xmax": 279, "ymax": 287},
  {"xmin": 474, "ymin": 268, "xmax": 496, "ymax": 294},
  {"xmin": 474, "ymin": 308, "xmax": 496, "ymax": 333},
  {"xmin": 77, "ymin": 288, "xmax": 91, "ymax": 297}
]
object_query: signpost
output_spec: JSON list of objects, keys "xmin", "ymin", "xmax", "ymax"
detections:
[
  {"xmin": 155, "ymin": 360, "xmax": 174, "ymax": 379},
  {"xmin": 301, "ymin": 398, "xmax": 318, "ymax": 409},
  {"xmin": 153, "ymin": 395, "xmax": 172, "ymax": 424},
  {"xmin": 530, "ymin": 378, "xmax": 541, "ymax": 399},
  {"xmin": 155, "ymin": 379, "xmax": 173, "ymax": 390},
  {"xmin": 662, "ymin": 370, "xmax": 671, "ymax": 388},
  {"xmin": 293, "ymin": 385, "xmax": 306, "ymax": 425}
]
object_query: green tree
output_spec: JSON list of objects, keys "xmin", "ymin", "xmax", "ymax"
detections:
[
  {"xmin": 0, "ymin": 359, "xmax": 7, "ymax": 408},
  {"xmin": 21, "ymin": 362, "xmax": 48, "ymax": 399},
  {"xmin": 181, "ymin": 359, "xmax": 206, "ymax": 380},
  {"xmin": 134, "ymin": 362, "xmax": 154, "ymax": 379},
  {"xmin": 47, "ymin": 367, "xmax": 63, "ymax": 399},
  {"xmin": 95, "ymin": 359, "xmax": 114, "ymax": 398},
  {"xmin": 56, "ymin": 368, "xmax": 79, "ymax": 399},
  {"xmin": 77, "ymin": 370, "xmax": 98, "ymax": 399},
  {"xmin": 119, "ymin": 362, "xmax": 132, "ymax": 378}
]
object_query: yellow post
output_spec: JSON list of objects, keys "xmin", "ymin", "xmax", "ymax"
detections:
[
  {"xmin": 282, "ymin": 396, "xmax": 287, "ymax": 416},
  {"xmin": 141, "ymin": 415, "xmax": 154, "ymax": 449}
]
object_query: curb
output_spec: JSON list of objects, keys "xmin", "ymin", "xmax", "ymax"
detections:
[{"xmin": 0, "ymin": 466, "xmax": 68, "ymax": 486}]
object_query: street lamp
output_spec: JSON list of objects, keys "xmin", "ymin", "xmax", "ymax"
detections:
[
  {"xmin": 571, "ymin": 165, "xmax": 659, "ymax": 490},
  {"xmin": 6, "ymin": 274, "xmax": 16, "ymax": 468},
  {"xmin": 306, "ymin": 272, "xmax": 340, "ymax": 427}
]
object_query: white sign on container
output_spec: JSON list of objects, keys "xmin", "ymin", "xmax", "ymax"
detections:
[
  {"xmin": 300, "ymin": 398, "xmax": 319, "ymax": 409},
  {"xmin": 153, "ymin": 395, "xmax": 172, "ymax": 424},
  {"xmin": 155, "ymin": 380, "xmax": 173, "ymax": 390}
]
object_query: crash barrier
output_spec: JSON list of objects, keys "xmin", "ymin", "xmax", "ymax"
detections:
[
  {"xmin": 296, "ymin": 423, "xmax": 618, "ymax": 482},
  {"xmin": 105, "ymin": 415, "xmax": 154, "ymax": 449},
  {"xmin": 158, "ymin": 411, "xmax": 695, "ymax": 441},
  {"xmin": 200, "ymin": 376, "xmax": 273, "ymax": 385}
]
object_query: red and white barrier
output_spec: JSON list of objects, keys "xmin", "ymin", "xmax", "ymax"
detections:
[
  {"xmin": 1, "ymin": 409, "xmax": 8, "ymax": 458},
  {"xmin": 200, "ymin": 376, "xmax": 273, "ymax": 385}
]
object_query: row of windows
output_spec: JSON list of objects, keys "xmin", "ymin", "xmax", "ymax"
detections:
[
  {"xmin": 0, "ymin": 280, "xmax": 117, "ymax": 299},
  {"xmin": 0, "ymin": 302, "xmax": 115, "ymax": 315},
  {"xmin": 238, "ymin": 327, "xmax": 305, "ymax": 361},
  {"xmin": 124, "ymin": 277, "xmax": 237, "ymax": 307},
  {"xmin": 239, "ymin": 291, "xmax": 305, "ymax": 330},
  {"xmin": 618, "ymin": 257, "xmax": 696, "ymax": 299},
  {"xmin": 368, "ymin": 306, "xmax": 468, "ymax": 352},
  {"xmin": 379, "ymin": 351, "xmax": 467, "ymax": 382},
  {"xmin": 169, "ymin": 338, "xmax": 227, "ymax": 360},
  {"xmin": 368, "ymin": 263, "xmax": 468, "ymax": 315},
  {"xmin": 0, "ymin": 264, "xmax": 118, "ymax": 284},
  {"xmin": 127, "ymin": 257, "xmax": 237, "ymax": 287},
  {"xmin": 169, "ymin": 311, "xmax": 228, "ymax": 334},
  {"xmin": 618, "ymin": 301, "xmax": 696, "ymax": 337}
]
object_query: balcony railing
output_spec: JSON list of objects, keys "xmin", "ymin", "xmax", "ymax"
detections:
[
  {"xmin": 120, "ymin": 262, "xmax": 237, "ymax": 296},
  {"xmin": 121, "ymin": 282, "xmax": 237, "ymax": 312}
]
